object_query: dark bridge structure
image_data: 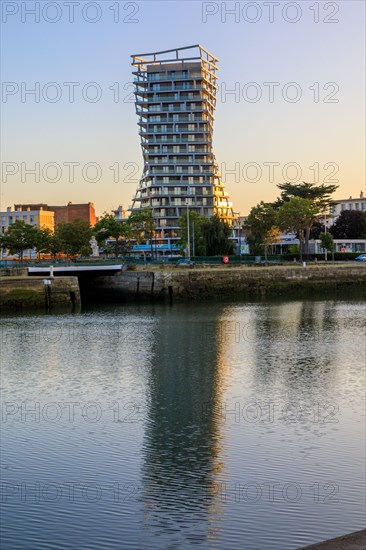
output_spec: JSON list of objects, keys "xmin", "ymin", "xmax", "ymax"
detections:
[
  {"xmin": 28, "ymin": 264, "xmax": 123, "ymax": 277},
  {"xmin": 28, "ymin": 263, "xmax": 124, "ymax": 303}
]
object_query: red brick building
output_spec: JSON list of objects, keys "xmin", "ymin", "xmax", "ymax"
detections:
[{"xmin": 14, "ymin": 202, "xmax": 97, "ymax": 227}]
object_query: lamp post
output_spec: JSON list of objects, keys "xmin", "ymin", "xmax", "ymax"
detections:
[
  {"xmin": 324, "ymin": 211, "xmax": 327, "ymax": 262},
  {"xmin": 234, "ymin": 211, "xmax": 241, "ymax": 261},
  {"xmin": 238, "ymin": 211, "xmax": 241, "ymax": 263},
  {"xmin": 186, "ymin": 199, "xmax": 190, "ymax": 260}
]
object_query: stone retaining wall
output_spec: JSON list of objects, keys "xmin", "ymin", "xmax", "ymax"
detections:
[
  {"xmin": 88, "ymin": 265, "xmax": 366, "ymax": 302},
  {"xmin": 0, "ymin": 277, "xmax": 81, "ymax": 311}
]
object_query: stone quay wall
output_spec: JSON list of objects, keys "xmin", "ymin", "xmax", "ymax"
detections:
[
  {"xmin": 0, "ymin": 276, "xmax": 81, "ymax": 311},
  {"xmin": 88, "ymin": 264, "xmax": 366, "ymax": 302}
]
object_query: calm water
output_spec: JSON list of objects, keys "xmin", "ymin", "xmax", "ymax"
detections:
[{"xmin": 1, "ymin": 297, "xmax": 365, "ymax": 549}]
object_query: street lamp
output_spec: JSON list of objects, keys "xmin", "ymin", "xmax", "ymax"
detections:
[
  {"xmin": 234, "ymin": 211, "xmax": 241, "ymax": 261},
  {"xmin": 324, "ymin": 209, "xmax": 328, "ymax": 262},
  {"xmin": 238, "ymin": 211, "xmax": 241, "ymax": 262},
  {"xmin": 185, "ymin": 198, "xmax": 190, "ymax": 260}
]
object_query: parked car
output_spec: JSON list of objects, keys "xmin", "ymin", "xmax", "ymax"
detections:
[
  {"xmin": 175, "ymin": 259, "xmax": 195, "ymax": 267},
  {"xmin": 355, "ymin": 254, "xmax": 366, "ymax": 262}
]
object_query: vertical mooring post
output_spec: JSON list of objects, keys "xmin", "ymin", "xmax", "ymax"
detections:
[
  {"xmin": 168, "ymin": 285, "xmax": 173, "ymax": 304},
  {"xmin": 43, "ymin": 279, "xmax": 52, "ymax": 310},
  {"xmin": 136, "ymin": 276, "xmax": 140, "ymax": 301},
  {"xmin": 150, "ymin": 272, "xmax": 155, "ymax": 299}
]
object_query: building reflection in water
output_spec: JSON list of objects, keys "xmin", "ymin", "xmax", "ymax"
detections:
[
  {"xmin": 141, "ymin": 304, "xmax": 229, "ymax": 546},
  {"xmin": 249, "ymin": 299, "xmax": 340, "ymax": 399}
]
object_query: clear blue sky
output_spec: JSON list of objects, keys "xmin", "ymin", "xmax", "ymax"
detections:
[{"xmin": 1, "ymin": 0, "xmax": 365, "ymax": 215}]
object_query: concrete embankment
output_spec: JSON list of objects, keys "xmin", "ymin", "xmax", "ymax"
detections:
[
  {"xmin": 298, "ymin": 528, "xmax": 366, "ymax": 549},
  {"xmin": 0, "ymin": 276, "xmax": 80, "ymax": 311},
  {"xmin": 85, "ymin": 264, "xmax": 366, "ymax": 302}
]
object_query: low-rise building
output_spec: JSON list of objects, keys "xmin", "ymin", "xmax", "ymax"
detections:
[
  {"xmin": 331, "ymin": 191, "xmax": 366, "ymax": 221},
  {"xmin": 309, "ymin": 239, "xmax": 366, "ymax": 254},
  {"xmin": 1, "ymin": 206, "xmax": 55, "ymax": 259},
  {"xmin": 1, "ymin": 206, "xmax": 54, "ymax": 235},
  {"xmin": 14, "ymin": 201, "xmax": 97, "ymax": 227}
]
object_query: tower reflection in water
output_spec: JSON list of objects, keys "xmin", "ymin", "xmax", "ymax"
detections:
[{"xmin": 141, "ymin": 304, "xmax": 228, "ymax": 546}]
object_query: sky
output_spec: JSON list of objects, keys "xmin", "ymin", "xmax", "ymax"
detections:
[{"xmin": 1, "ymin": 0, "xmax": 365, "ymax": 216}]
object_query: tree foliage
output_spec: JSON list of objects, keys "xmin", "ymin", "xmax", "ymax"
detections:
[
  {"xmin": 263, "ymin": 226, "xmax": 281, "ymax": 262},
  {"xmin": 243, "ymin": 202, "xmax": 279, "ymax": 254},
  {"xmin": 319, "ymin": 232, "xmax": 334, "ymax": 262},
  {"xmin": 201, "ymin": 215, "xmax": 234, "ymax": 256},
  {"xmin": 33, "ymin": 227, "xmax": 51, "ymax": 256},
  {"xmin": 274, "ymin": 181, "xmax": 338, "ymax": 255},
  {"xmin": 330, "ymin": 210, "xmax": 366, "ymax": 239},
  {"xmin": 310, "ymin": 221, "xmax": 325, "ymax": 239},
  {"xmin": 94, "ymin": 213, "xmax": 131, "ymax": 257},
  {"xmin": 94, "ymin": 208, "xmax": 157, "ymax": 257},
  {"xmin": 56, "ymin": 219, "xmax": 91, "ymax": 256},
  {"xmin": 0, "ymin": 221, "xmax": 38, "ymax": 260},
  {"xmin": 277, "ymin": 197, "xmax": 318, "ymax": 260},
  {"xmin": 275, "ymin": 181, "xmax": 338, "ymax": 211},
  {"xmin": 179, "ymin": 211, "xmax": 207, "ymax": 256},
  {"xmin": 128, "ymin": 208, "xmax": 155, "ymax": 243}
]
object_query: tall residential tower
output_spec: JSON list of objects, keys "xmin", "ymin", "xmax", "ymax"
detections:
[{"xmin": 131, "ymin": 45, "xmax": 234, "ymax": 251}]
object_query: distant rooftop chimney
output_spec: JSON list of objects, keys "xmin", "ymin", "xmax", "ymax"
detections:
[
  {"xmin": 360, "ymin": 190, "xmax": 364, "ymax": 198},
  {"xmin": 7, "ymin": 207, "xmax": 11, "ymax": 212}
]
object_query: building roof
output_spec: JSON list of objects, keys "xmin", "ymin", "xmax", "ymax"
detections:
[
  {"xmin": 131, "ymin": 45, "xmax": 218, "ymax": 71},
  {"xmin": 332, "ymin": 192, "xmax": 365, "ymax": 203}
]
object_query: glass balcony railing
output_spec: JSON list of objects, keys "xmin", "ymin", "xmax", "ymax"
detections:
[
  {"xmin": 142, "ymin": 135, "xmax": 209, "ymax": 143},
  {"xmin": 139, "ymin": 127, "xmax": 209, "ymax": 134},
  {"xmin": 147, "ymin": 157, "xmax": 211, "ymax": 164},
  {"xmin": 148, "ymin": 169, "xmax": 214, "ymax": 176},
  {"xmin": 135, "ymin": 84, "xmax": 215, "ymax": 93},
  {"xmin": 136, "ymin": 106, "xmax": 208, "ymax": 115},
  {"xmin": 137, "ymin": 115, "xmax": 209, "ymax": 123}
]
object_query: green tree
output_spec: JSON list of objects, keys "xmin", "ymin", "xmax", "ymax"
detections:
[
  {"xmin": 0, "ymin": 221, "xmax": 37, "ymax": 261},
  {"xmin": 48, "ymin": 232, "xmax": 64, "ymax": 259},
  {"xmin": 319, "ymin": 232, "xmax": 334, "ymax": 262},
  {"xmin": 263, "ymin": 226, "xmax": 281, "ymax": 264},
  {"xmin": 56, "ymin": 219, "xmax": 91, "ymax": 256},
  {"xmin": 278, "ymin": 197, "xmax": 318, "ymax": 261},
  {"xmin": 128, "ymin": 208, "xmax": 156, "ymax": 256},
  {"xmin": 179, "ymin": 211, "xmax": 207, "ymax": 256},
  {"xmin": 275, "ymin": 181, "xmax": 338, "ymax": 210},
  {"xmin": 201, "ymin": 215, "xmax": 234, "ymax": 256},
  {"xmin": 244, "ymin": 202, "xmax": 279, "ymax": 255},
  {"xmin": 274, "ymin": 181, "xmax": 338, "ymax": 254},
  {"xmin": 33, "ymin": 227, "xmax": 63, "ymax": 259},
  {"xmin": 94, "ymin": 213, "xmax": 131, "ymax": 257},
  {"xmin": 33, "ymin": 227, "xmax": 54, "ymax": 258},
  {"xmin": 330, "ymin": 210, "xmax": 366, "ymax": 239},
  {"xmin": 288, "ymin": 244, "xmax": 300, "ymax": 255},
  {"xmin": 310, "ymin": 220, "xmax": 325, "ymax": 239}
]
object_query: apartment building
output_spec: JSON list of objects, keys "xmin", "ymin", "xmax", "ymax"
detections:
[
  {"xmin": 1, "ymin": 206, "xmax": 54, "ymax": 235},
  {"xmin": 13, "ymin": 201, "xmax": 97, "ymax": 227},
  {"xmin": 130, "ymin": 45, "xmax": 235, "ymax": 250}
]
